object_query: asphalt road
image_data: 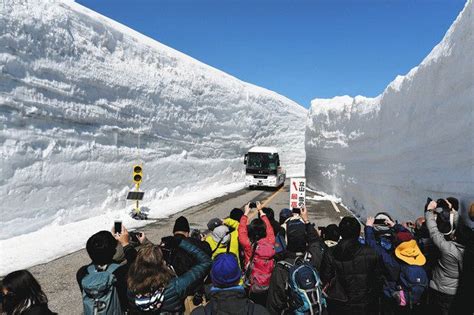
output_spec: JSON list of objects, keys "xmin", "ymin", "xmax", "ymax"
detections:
[{"xmin": 26, "ymin": 181, "xmax": 353, "ymax": 314}]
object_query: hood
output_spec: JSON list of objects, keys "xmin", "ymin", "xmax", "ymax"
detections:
[{"xmin": 333, "ymin": 238, "xmax": 362, "ymax": 261}]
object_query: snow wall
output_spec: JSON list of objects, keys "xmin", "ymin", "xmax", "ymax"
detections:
[
  {"xmin": 0, "ymin": 0, "xmax": 306, "ymax": 273},
  {"xmin": 306, "ymin": 0, "xmax": 473, "ymax": 221}
]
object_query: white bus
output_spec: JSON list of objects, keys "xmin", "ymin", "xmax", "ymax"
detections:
[{"xmin": 244, "ymin": 146, "xmax": 286, "ymax": 188}]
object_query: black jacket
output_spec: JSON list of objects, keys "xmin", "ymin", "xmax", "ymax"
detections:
[
  {"xmin": 21, "ymin": 304, "xmax": 57, "ymax": 315},
  {"xmin": 266, "ymin": 222, "xmax": 327, "ymax": 315},
  {"xmin": 167, "ymin": 234, "xmax": 212, "ymax": 277},
  {"xmin": 191, "ymin": 286, "xmax": 269, "ymax": 315},
  {"xmin": 76, "ymin": 244, "xmax": 137, "ymax": 311},
  {"xmin": 320, "ymin": 238, "xmax": 382, "ymax": 313}
]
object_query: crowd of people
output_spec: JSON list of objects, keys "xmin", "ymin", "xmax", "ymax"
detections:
[{"xmin": 1, "ymin": 198, "xmax": 474, "ymax": 315}]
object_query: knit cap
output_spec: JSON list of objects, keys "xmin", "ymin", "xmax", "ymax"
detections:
[
  {"xmin": 211, "ymin": 253, "xmax": 242, "ymax": 287},
  {"xmin": 173, "ymin": 216, "xmax": 190, "ymax": 233}
]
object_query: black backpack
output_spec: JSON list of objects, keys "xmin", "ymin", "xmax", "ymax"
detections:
[{"xmin": 203, "ymin": 300, "xmax": 255, "ymax": 315}]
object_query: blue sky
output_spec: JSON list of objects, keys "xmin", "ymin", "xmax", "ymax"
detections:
[{"xmin": 77, "ymin": 0, "xmax": 466, "ymax": 107}]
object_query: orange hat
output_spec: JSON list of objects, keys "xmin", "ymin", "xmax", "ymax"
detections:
[{"xmin": 395, "ymin": 240, "xmax": 426, "ymax": 266}]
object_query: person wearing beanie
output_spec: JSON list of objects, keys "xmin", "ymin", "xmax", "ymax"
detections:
[
  {"xmin": 425, "ymin": 200, "xmax": 465, "ymax": 314},
  {"xmin": 266, "ymin": 207, "xmax": 327, "ymax": 314},
  {"xmin": 164, "ymin": 216, "xmax": 211, "ymax": 276},
  {"xmin": 320, "ymin": 216, "xmax": 382, "ymax": 315},
  {"xmin": 191, "ymin": 254, "xmax": 269, "ymax": 315},
  {"xmin": 173, "ymin": 215, "xmax": 190, "ymax": 235}
]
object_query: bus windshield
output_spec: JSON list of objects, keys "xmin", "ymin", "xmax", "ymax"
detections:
[{"xmin": 247, "ymin": 152, "xmax": 278, "ymax": 171}]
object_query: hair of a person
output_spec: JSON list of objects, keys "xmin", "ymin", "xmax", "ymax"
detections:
[
  {"xmin": 229, "ymin": 208, "xmax": 244, "ymax": 222},
  {"xmin": 86, "ymin": 231, "xmax": 117, "ymax": 265},
  {"xmin": 436, "ymin": 199, "xmax": 451, "ymax": 210},
  {"xmin": 127, "ymin": 244, "xmax": 175, "ymax": 295},
  {"xmin": 446, "ymin": 197, "xmax": 459, "ymax": 211},
  {"xmin": 338, "ymin": 216, "xmax": 361, "ymax": 239},
  {"xmin": 2, "ymin": 270, "xmax": 48, "ymax": 314},
  {"xmin": 470, "ymin": 203, "xmax": 474, "ymax": 220},
  {"xmin": 323, "ymin": 224, "xmax": 340, "ymax": 242},
  {"xmin": 248, "ymin": 218, "xmax": 267, "ymax": 243},
  {"xmin": 262, "ymin": 207, "xmax": 275, "ymax": 221}
]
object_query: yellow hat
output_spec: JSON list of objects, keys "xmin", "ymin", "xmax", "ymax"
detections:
[{"xmin": 395, "ymin": 240, "xmax": 426, "ymax": 266}]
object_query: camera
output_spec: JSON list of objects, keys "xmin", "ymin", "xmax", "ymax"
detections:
[
  {"xmin": 292, "ymin": 208, "xmax": 301, "ymax": 215},
  {"xmin": 129, "ymin": 231, "xmax": 142, "ymax": 243},
  {"xmin": 249, "ymin": 202, "xmax": 257, "ymax": 208},
  {"xmin": 114, "ymin": 221, "xmax": 122, "ymax": 234},
  {"xmin": 190, "ymin": 229, "xmax": 203, "ymax": 240},
  {"xmin": 373, "ymin": 218, "xmax": 387, "ymax": 225}
]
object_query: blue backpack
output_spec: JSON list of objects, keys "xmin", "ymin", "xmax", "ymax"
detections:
[
  {"xmin": 279, "ymin": 256, "xmax": 326, "ymax": 315},
  {"xmin": 274, "ymin": 231, "xmax": 287, "ymax": 254},
  {"xmin": 399, "ymin": 263, "xmax": 428, "ymax": 308},
  {"xmin": 81, "ymin": 263, "xmax": 123, "ymax": 315}
]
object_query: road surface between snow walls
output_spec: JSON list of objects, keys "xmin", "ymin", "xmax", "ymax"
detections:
[
  {"xmin": 306, "ymin": 0, "xmax": 473, "ymax": 222},
  {"xmin": 0, "ymin": 0, "xmax": 306, "ymax": 275},
  {"xmin": 18, "ymin": 182, "xmax": 351, "ymax": 314}
]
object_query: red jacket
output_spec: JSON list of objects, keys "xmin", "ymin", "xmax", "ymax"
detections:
[{"xmin": 238, "ymin": 214, "xmax": 275, "ymax": 266}]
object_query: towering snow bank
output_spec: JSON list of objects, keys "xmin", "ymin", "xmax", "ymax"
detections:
[
  {"xmin": 306, "ymin": 0, "xmax": 473, "ymax": 221},
  {"xmin": 0, "ymin": 0, "xmax": 306, "ymax": 272}
]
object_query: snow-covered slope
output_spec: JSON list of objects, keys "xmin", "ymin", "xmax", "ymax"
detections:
[
  {"xmin": 0, "ymin": 0, "xmax": 306, "ymax": 274},
  {"xmin": 306, "ymin": 0, "xmax": 473, "ymax": 221}
]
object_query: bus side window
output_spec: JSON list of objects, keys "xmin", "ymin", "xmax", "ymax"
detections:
[{"xmin": 275, "ymin": 154, "xmax": 280, "ymax": 167}]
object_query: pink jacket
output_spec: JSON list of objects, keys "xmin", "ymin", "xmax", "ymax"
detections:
[{"xmin": 238, "ymin": 214, "xmax": 275, "ymax": 266}]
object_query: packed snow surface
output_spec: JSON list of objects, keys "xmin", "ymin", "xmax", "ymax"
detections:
[
  {"xmin": 306, "ymin": 0, "xmax": 473, "ymax": 221},
  {"xmin": 0, "ymin": 0, "xmax": 306, "ymax": 274}
]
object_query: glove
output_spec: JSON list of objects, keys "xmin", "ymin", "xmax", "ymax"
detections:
[{"xmin": 161, "ymin": 236, "xmax": 182, "ymax": 249}]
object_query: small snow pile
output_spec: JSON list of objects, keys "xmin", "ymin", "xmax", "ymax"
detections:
[
  {"xmin": 306, "ymin": 191, "xmax": 342, "ymax": 204},
  {"xmin": 305, "ymin": 0, "xmax": 473, "ymax": 221},
  {"xmin": 0, "ymin": 0, "xmax": 306, "ymax": 274}
]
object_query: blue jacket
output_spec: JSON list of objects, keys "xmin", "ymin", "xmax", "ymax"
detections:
[
  {"xmin": 364, "ymin": 226, "xmax": 401, "ymax": 297},
  {"xmin": 129, "ymin": 239, "xmax": 212, "ymax": 314}
]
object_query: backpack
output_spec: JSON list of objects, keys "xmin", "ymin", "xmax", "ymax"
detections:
[
  {"xmin": 285, "ymin": 217, "xmax": 306, "ymax": 246},
  {"xmin": 280, "ymin": 256, "xmax": 326, "ymax": 315},
  {"xmin": 81, "ymin": 264, "xmax": 123, "ymax": 315},
  {"xmin": 243, "ymin": 240, "xmax": 275, "ymax": 293},
  {"xmin": 398, "ymin": 263, "xmax": 428, "ymax": 308},
  {"xmin": 275, "ymin": 231, "xmax": 287, "ymax": 254},
  {"xmin": 204, "ymin": 300, "xmax": 255, "ymax": 315}
]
